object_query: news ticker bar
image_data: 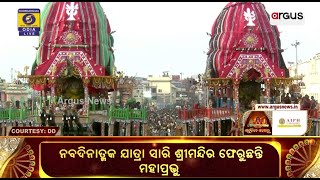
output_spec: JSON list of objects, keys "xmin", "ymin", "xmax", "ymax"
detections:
[
  {"xmin": 40, "ymin": 141, "xmax": 278, "ymax": 178},
  {"xmin": 0, "ymin": 137, "xmax": 319, "ymax": 178}
]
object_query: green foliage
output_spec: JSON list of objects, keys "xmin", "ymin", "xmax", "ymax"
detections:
[{"xmin": 127, "ymin": 98, "xmax": 136, "ymax": 107}]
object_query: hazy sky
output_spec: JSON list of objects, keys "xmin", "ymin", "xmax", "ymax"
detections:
[{"xmin": 0, "ymin": 2, "xmax": 319, "ymax": 82}]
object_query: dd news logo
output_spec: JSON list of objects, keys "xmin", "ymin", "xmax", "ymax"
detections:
[{"xmin": 270, "ymin": 12, "xmax": 304, "ymax": 25}]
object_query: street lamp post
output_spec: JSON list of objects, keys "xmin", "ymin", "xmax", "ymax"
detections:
[
  {"xmin": 291, "ymin": 40, "xmax": 306, "ymax": 97},
  {"xmin": 291, "ymin": 40, "xmax": 300, "ymax": 77},
  {"xmin": 180, "ymin": 73, "xmax": 183, "ymax": 104}
]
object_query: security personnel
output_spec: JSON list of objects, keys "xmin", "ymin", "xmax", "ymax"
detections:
[
  {"xmin": 72, "ymin": 107, "xmax": 83, "ymax": 135},
  {"xmin": 68, "ymin": 105, "xmax": 74, "ymax": 135},
  {"xmin": 47, "ymin": 105, "xmax": 56, "ymax": 127},
  {"xmin": 40, "ymin": 106, "xmax": 47, "ymax": 127},
  {"xmin": 62, "ymin": 104, "xmax": 69, "ymax": 136}
]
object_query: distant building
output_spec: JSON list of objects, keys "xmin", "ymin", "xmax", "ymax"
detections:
[
  {"xmin": 171, "ymin": 75, "xmax": 181, "ymax": 81},
  {"xmin": 0, "ymin": 79, "xmax": 30, "ymax": 108},
  {"xmin": 0, "ymin": 78, "xmax": 6, "ymax": 102},
  {"xmin": 172, "ymin": 75, "xmax": 192, "ymax": 106},
  {"xmin": 147, "ymin": 72, "xmax": 177, "ymax": 108},
  {"xmin": 116, "ymin": 73, "xmax": 208, "ymax": 108},
  {"xmin": 132, "ymin": 77, "xmax": 149, "ymax": 104},
  {"xmin": 289, "ymin": 53, "xmax": 320, "ymax": 100}
]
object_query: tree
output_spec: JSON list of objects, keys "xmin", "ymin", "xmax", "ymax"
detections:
[{"xmin": 127, "ymin": 98, "xmax": 136, "ymax": 109}]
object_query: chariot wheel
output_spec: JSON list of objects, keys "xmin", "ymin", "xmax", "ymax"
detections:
[
  {"xmin": 285, "ymin": 139, "xmax": 318, "ymax": 178},
  {"xmin": 0, "ymin": 138, "xmax": 21, "ymax": 177},
  {"xmin": 2, "ymin": 143, "xmax": 36, "ymax": 178}
]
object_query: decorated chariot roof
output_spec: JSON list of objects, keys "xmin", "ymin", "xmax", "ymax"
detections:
[
  {"xmin": 31, "ymin": 2, "xmax": 115, "ymax": 78},
  {"xmin": 205, "ymin": 2, "xmax": 289, "ymax": 79}
]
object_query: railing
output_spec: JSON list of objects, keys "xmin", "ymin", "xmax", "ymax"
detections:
[
  {"xmin": 2, "ymin": 106, "xmax": 318, "ymax": 122},
  {"xmin": 109, "ymin": 106, "xmax": 147, "ymax": 121},
  {"xmin": 177, "ymin": 108, "xmax": 319, "ymax": 121},
  {"xmin": 0, "ymin": 106, "xmax": 147, "ymax": 121},
  {"xmin": 109, "ymin": 107, "xmax": 129, "ymax": 120},
  {"xmin": 29, "ymin": 109, "xmax": 39, "ymax": 116},
  {"xmin": 0, "ymin": 108, "xmax": 28, "ymax": 120},
  {"xmin": 0, "ymin": 109, "xmax": 9, "ymax": 119},
  {"xmin": 129, "ymin": 109, "xmax": 147, "ymax": 120},
  {"xmin": 178, "ymin": 108, "xmax": 232, "ymax": 120},
  {"xmin": 89, "ymin": 102, "xmax": 108, "ymax": 111}
]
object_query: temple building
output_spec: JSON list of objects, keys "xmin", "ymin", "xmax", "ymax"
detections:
[{"xmin": 0, "ymin": 78, "xmax": 30, "ymax": 108}]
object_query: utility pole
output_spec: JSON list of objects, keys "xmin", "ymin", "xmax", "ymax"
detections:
[{"xmin": 11, "ymin": 68, "xmax": 13, "ymax": 83}]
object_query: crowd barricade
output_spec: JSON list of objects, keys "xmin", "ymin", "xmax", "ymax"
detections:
[{"xmin": 178, "ymin": 108, "xmax": 232, "ymax": 121}]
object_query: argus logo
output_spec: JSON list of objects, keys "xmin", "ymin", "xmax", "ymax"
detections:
[{"xmin": 270, "ymin": 12, "xmax": 305, "ymax": 25}]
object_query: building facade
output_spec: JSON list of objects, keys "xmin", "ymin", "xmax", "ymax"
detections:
[
  {"xmin": 132, "ymin": 77, "xmax": 150, "ymax": 105},
  {"xmin": 0, "ymin": 78, "xmax": 6, "ymax": 102},
  {"xmin": 0, "ymin": 79, "xmax": 30, "ymax": 108},
  {"xmin": 289, "ymin": 53, "xmax": 320, "ymax": 100},
  {"xmin": 147, "ymin": 73, "xmax": 177, "ymax": 108}
]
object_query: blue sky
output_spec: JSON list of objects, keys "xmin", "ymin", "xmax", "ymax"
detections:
[{"xmin": 0, "ymin": 2, "xmax": 319, "ymax": 82}]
